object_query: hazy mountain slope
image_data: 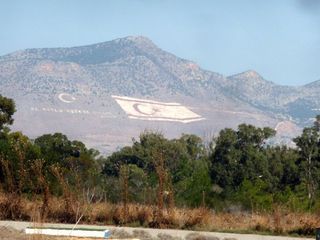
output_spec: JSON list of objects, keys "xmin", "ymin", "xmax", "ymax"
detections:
[
  {"xmin": 0, "ymin": 36, "xmax": 318, "ymax": 152},
  {"xmin": 226, "ymin": 70, "xmax": 319, "ymax": 123}
]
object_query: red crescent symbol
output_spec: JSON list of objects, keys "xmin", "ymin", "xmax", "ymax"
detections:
[{"xmin": 133, "ymin": 103, "xmax": 159, "ymax": 116}]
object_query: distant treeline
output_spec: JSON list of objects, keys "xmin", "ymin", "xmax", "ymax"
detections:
[{"xmin": 1, "ymin": 94, "xmax": 320, "ymax": 213}]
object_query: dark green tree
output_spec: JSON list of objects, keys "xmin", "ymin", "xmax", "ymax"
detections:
[
  {"xmin": 34, "ymin": 133, "xmax": 100, "ymax": 195},
  {"xmin": 265, "ymin": 146, "xmax": 299, "ymax": 192},
  {"xmin": 293, "ymin": 117, "xmax": 320, "ymax": 204},
  {"xmin": 102, "ymin": 131, "xmax": 211, "ymax": 207},
  {"xmin": 175, "ymin": 159, "xmax": 211, "ymax": 207},
  {"xmin": 34, "ymin": 133, "xmax": 74, "ymax": 166},
  {"xmin": 0, "ymin": 131, "xmax": 41, "ymax": 193},
  {"xmin": 210, "ymin": 124, "xmax": 276, "ymax": 196},
  {"xmin": 209, "ymin": 128, "xmax": 242, "ymax": 190},
  {"xmin": 0, "ymin": 95, "xmax": 16, "ymax": 132}
]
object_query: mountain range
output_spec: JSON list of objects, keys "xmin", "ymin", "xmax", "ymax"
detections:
[{"xmin": 0, "ymin": 36, "xmax": 318, "ymax": 152}]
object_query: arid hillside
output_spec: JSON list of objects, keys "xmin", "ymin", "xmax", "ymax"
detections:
[{"xmin": 0, "ymin": 36, "xmax": 318, "ymax": 152}]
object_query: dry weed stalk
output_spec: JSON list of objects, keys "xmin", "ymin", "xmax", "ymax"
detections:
[
  {"xmin": 0, "ymin": 156, "xmax": 14, "ymax": 192},
  {"xmin": 273, "ymin": 205, "xmax": 283, "ymax": 234},
  {"xmin": 31, "ymin": 159, "xmax": 50, "ymax": 222},
  {"xmin": 0, "ymin": 154, "xmax": 23, "ymax": 219},
  {"xmin": 50, "ymin": 164, "xmax": 76, "ymax": 222},
  {"xmin": 154, "ymin": 150, "xmax": 166, "ymax": 226},
  {"xmin": 13, "ymin": 140, "xmax": 28, "ymax": 195},
  {"xmin": 119, "ymin": 164, "xmax": 129, "ymax": 224},
  {"xmin": 152, "ymin": 150, "xmax": 176, "ymax": 227}
]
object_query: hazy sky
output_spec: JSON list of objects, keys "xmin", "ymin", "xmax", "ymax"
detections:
[{"xmin": 1, "ymin": 0, "xmax": 319, "ymax": 86}]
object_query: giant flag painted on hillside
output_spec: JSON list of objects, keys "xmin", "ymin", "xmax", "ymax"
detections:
[{"xmin": 112, "ymin": 95, "xmax": 205, "ymax": 123}]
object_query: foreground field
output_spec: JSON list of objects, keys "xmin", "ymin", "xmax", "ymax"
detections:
[{"xmin": 0, "ymin": 195, "xmax": 319, "ymax": 238}]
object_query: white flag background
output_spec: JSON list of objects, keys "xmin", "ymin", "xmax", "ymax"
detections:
[{"xmin": 112, "ymin": 95, "xmax": 205, "ymax": 123}]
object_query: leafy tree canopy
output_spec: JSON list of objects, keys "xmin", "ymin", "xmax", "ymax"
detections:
[{"xmin": 0, "ymin": 95, "xmax": 16, "ymax": 132}]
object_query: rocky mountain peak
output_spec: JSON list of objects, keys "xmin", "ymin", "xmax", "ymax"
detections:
[
  {"xmin": 0, "ymin": 36, "xmax": 160, "ymax": 65},
  {"xmin": 241, "ymin": 70, "xmax": 262, "ymax": 79},
  {"xmin": 229, "ymin": 70, "xmax": 264, "ymax": 81},
  {"xmin": 116, "ymin": 35, "xmax": 155, "ymax": 46},
  {"xmin": 227, "ymin": 70, "xmax": 276, "ymax": 90}
]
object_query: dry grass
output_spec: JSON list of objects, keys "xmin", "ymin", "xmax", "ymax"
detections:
[{"xmin": 0, "ymin": 193, "xmax": 319, "ymax": 236}]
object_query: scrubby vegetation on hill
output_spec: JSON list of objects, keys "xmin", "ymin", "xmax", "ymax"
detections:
[{"xmin": 0, "ymin": 94, "xmax": 320, "ymax": 236}]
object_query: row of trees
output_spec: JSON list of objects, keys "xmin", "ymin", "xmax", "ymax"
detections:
[
  {"xmin": 103, "ymin": 120, "xmax": 320, "ymax": 211},
  {"xmin": 0, "ymin": 94, "xmax": 320, "ymax": 213}
]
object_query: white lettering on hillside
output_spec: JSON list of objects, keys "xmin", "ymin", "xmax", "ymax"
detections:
[{"xmin": 30, "ymin": 107, "xmax": 116, "ymax": 118}]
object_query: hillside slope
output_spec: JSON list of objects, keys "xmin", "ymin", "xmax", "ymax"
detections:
[{"xmin": 0, "ymin": 36, "xmax": 318, "ymax": 152}]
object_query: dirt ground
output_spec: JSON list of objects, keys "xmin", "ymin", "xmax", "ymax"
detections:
[
  {"xmin": 0, "ymin": 227, "xmax": 97, "ymax": 240},
  {"xmin": 0, "ymin": 221, "xmax": 314, "ymax": 240},
  {"xmin": 0, "ymin": 227, "xmax": 29, "ymax": 240}
]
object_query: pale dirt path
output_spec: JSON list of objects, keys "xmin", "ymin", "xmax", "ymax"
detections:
[{"xmin": 0, "ymin": 220, "xmax": 313, "ymax": 240}]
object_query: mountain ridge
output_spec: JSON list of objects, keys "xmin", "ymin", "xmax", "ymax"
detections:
[
  {"xmin": 2, "ymin": 36, "xmax": 318, "ymax": 88},
  {"xmin": 0, "ymin": 36, "xmax": 319, "ymax": 152}
]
